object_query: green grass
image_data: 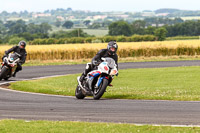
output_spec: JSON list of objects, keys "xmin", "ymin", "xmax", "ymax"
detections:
[
  {"xmin": 50, "ymin": 26, "xmax": 108, "ymax": 37},
  {"xmin": 83, "ymin": 29, "xmax": 108, "ymax": 37},
  {"xmin": 0, "ymin": 119, "xmax": 200, "ymax": 133},
  {"xmin": 9, "ymin": 66, "xmax": 200, "ymax": 101},
  {"xmin": 24, "ymin": 59, "xmax": 89, "ymax": 66}
]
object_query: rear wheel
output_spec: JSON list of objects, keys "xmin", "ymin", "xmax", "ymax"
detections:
[
  {"xmin": 0, "ymin": 66, "xmax": 8, "ymax": 81},
  {"xmin": 75, "ymin": 85, "xmax": 85, "ymax": 99},
  {"xmin": 93, "ymin": 78, "xmax": 108, "ymax": 100}
]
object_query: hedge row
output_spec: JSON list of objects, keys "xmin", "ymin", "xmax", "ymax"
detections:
[
  {"xmin": 29, "ymin": 35, "xmax": 157, "ymax": 45},
  {"xmin": 166, "ymin": 36, "xmax": 200, "ymax": 40}
]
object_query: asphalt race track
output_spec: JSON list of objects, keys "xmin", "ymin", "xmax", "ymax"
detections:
[{"xmin": 0, "ymin": 60, "xmax": 200, "ymax": 125}]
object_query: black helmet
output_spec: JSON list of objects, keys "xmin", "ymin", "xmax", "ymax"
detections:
[
  {"xmin": 107, "ymin": 41, "xmax": 118, "ymax": 55},
  {"xmin": 18, "ymin": 40, "xmax": 26, "ymax": 49}
]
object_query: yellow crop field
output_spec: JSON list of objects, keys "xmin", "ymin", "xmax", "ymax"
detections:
[{"xmin": 1, "ymin": 40, "xmax": 200, "ymax": 60}]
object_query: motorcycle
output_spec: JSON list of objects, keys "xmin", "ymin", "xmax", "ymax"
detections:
[
  {"xmin": 76, "ymin": 57, "xmax": 118, "ymax": 100},
  {"xmin": 0, "ymin": 53, "xmax": 21, "ymax": 81}
]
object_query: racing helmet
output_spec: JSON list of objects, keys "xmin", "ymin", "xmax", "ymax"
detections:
[
  {"xmin": 18, "ymin": 40, "xmax": 26, "ymax": 49},
  {"xmin": 107, "ymin": 41, "xmax": 118, "ymax": 55}
]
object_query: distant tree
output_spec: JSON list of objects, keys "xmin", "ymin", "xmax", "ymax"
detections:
[
  {"xmin": 0, "ymin": 21, "xmax": 6, "ymax": 34},
  {"xmin": 5, "ymin": 20, "xmax": 27, "ymax": 35},
  {"xmin": 26, "ymin": 23, "xmax": 51, "ymax": 34},
  {"xmin": 88, "ymin": 22, "xmax": 101, "ymax": 29},
  {"xmin": 17, "ymin": 32, "xmax": 49, "ymax": 41},
  {"xmin": 102, "ymin": 20, "xmax": 112, "ymax": 28},
  {"xmin": 8, "ymin": 23, "xmax": 27, "ymax": 35},
  {"xmin": 39, "ymin": 23, "xmax": 52, "ymax": 34},
  {"xmin": 26, "ymin": 23, "xmax": 40, "ymax": 34},
  {"xmin": 83, "ymin": 20, "xmax": 91, "ymax": 26},
  {"xmin": 145, "ymin": 26, "xmax": 156, "ymax": 35},
  {"xmin": 108, "ymin": 21, "xmax": 132, "ymax": 36},
  {"xmin": 50, "ymin": 29, "xmax": 92, "ymax": 38},
  {"xmin": 173, "ymin": 18, "xmax": 184, "ymax": 24},
  {"xmin": 155, "ymin": 8, "xmax": 180, "ymax": 14},
  {"xmin": 4, "ymin": 21, "xmax": 17, "ymax": 28},
  {"xmin": 1, "ymin": 11, "xmax": 9, "ymax": 16},
  {"xmin": 66, "ymin": 8, "xmax": 72, "ymax": 12},
  {"xmin": 131, "ymin": 20, "xmax": 146, "ymax": 35},
  {"xmin": 70, "ymin": 29, "xmax": 91, "ymax": 37},
  {"xmin": 165, "ymin": 20, "xmax": 200, "ymax": 37},
  {"xmin": 62, "ymin": 21, "xmax": 74, "ymax": 29},
  {"xmin": 8, "ymin": 36, "xmax": 26, "ymax": 44},
  {"xmin": 54, "ymin": 20, "xmax": 62, "ymax": 27},
  {"xmin": 154, "ymin": 27, "xmax": 168, "ymax": 41}
]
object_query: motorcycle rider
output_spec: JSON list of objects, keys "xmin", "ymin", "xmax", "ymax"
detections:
[
  {"xmin": 1, "ymin": 40, "xmax": 27, "ymax": 77},
  {"xmin": 78, "ymin": 41, "xmax": 118, "ymax": 86}
]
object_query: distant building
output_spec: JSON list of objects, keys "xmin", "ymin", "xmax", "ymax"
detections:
[
  {"xmin": 93, "ymin": 15, "xmax": 107, "ymax": 20},
  {"xmin": 142, "ymin": 12, "xmax": 155, "ymax": 17},
  {"xmin": 152, "ymin": 23, "xmax": 165, "ymax": 27},
  {"xmin": 115, "ymin": 15, "xmax": 129, "ymax": 18},
  {"xmin": 66, "ymin": 16, "xmax": 75, "ymax": 20},
  {"xmin": 85, "ymin": 16, "xmax": 92, "ymax": 20},
  {"xmin": 155, "ymin": 13, "xmax": 169, "ymax": 17},
  {"xmin": 32, "ymin": 13, "xmax": 51, "ymax": 18},
  {"xmin": 56, "ymin": 16, "xmax": 65, "ymax": 21}
]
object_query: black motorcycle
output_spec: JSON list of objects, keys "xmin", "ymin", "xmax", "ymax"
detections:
[
  {"xmin": 0, "ymin": 53, "xmax": 21, "ymax": 81},
  {"xmin": 76, "ymin": 57, "xmax": 118, "ymax": 100}
]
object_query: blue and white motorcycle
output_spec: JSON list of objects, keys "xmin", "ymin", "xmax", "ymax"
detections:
[{"xmin": 76, "ymin": 57, "xmax": 118, "ymax": 100}]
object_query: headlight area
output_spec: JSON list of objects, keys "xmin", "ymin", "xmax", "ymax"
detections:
[{"xmin": 110, "ymin": 69, "xmax": 118, "ymax": 76}]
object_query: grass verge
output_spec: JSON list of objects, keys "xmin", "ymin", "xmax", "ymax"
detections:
[
  {"xmin": 24, "ymin": 56, "xmax": 200, "ymax": 66},
  {"xmin": 0, "ymin": 119, "xmax": 200, "ymax": 133},
  {"xmin": 9, "ymin": 66, "xmax": 200, "ymax": 101}
]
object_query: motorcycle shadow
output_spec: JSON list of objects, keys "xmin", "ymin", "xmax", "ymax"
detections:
[{"xmin": 75, "ymin": 97, "xmax": 113, "ymax": 101}]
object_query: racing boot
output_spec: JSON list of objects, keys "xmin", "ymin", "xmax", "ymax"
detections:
[
  {"xmin": 77, "ymin": 73, "xmax": 86, "ymax": 90},
  {"xmin": 79, "ymin": 73, "xmax": 87, "ymax": 84},
  {"xmin": 13, "ymin": 71, "xmax": 17, "ymax": 77},
  {"xmin": 108, "ymin": 83, "xmax": 113, "ymax": 87}
]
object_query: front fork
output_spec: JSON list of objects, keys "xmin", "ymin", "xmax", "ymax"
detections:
[
  {"xmin": 11, "ymin": 65, "xmax": 17, "ymax": 75},
  {"xmin": 0, "ymin": 62, "xmax": 4, "ymax": 72},
  {"xmin": 94, "ymin": 76, "xmax": 111, "ymax": 89},
  {"xmin": 95, "ymin": 76, "xmax": 103, "ymax": 89},
  {"xmin": 87, "ymin": 75, "xmax": 105, "ymax": 91}
]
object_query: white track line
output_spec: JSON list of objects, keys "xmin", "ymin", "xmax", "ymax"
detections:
[{"xmin": 0, "ymin": 74, "xmax": 75, "ymax": 98}]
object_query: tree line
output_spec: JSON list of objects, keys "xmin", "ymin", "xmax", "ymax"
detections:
[
  {"xmin": 108, "ymin": 19, "xmax": 200, "ymax": 40},
  {"xmin": 0, "ymin": 20, "xmax": 92, "ymax": 44}
]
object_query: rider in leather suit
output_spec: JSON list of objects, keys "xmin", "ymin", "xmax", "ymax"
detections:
[
  {"xmin": 2, "ymin": 41, "xmax": 27, "ymax": 77},
  {"xmin": 79, "ymin": 41, "xmax": 118, "ymax": 83}
]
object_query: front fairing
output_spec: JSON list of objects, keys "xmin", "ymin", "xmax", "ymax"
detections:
[
  {"xmin": 86, "ymin": 57, "xmax": 118, "ymax": 91},
  {"xmin": 8, "ymin": 53, "xmax": 19, "ymax": 63},
  {"xmin": 98, "ymin": 62, "xmax": 109, "ymax": 74}
]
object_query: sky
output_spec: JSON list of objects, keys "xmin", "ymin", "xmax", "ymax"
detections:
[{"xmin": 1, "ymin": 0, "xmax": 200, "ymax": 13}]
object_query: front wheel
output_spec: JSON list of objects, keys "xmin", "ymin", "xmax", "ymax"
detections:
[
  {"xmin": 0, "ymin": 66, "xmax": 8, "ymax": 81},
  {"xmin": 93, "ymin": 78, "xmax": 108, "ymax": 100},
  {"xmin": 75, "ymin": 85, "xmax": 85, "ymax": 99}
]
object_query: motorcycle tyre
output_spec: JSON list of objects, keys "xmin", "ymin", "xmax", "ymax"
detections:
[
  {"xmin": 75, "ymin": 85, "xmax": 85, "ymax": 99},
  {"xmin": 93, "ymin": 78, "xmax": 108, "ymax": 100},
  {"xmin": 0, "ymin": 66, "xmax": 8, "ymax": 81}
]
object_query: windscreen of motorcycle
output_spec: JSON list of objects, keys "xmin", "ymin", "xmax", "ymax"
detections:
[
  {"xmin": 105, "ymin": 57, "xmax": 115, "ymax": 69},
  {"xmin": 9, "ymin": 53, "xmax": 19, "ymax": 62}
]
